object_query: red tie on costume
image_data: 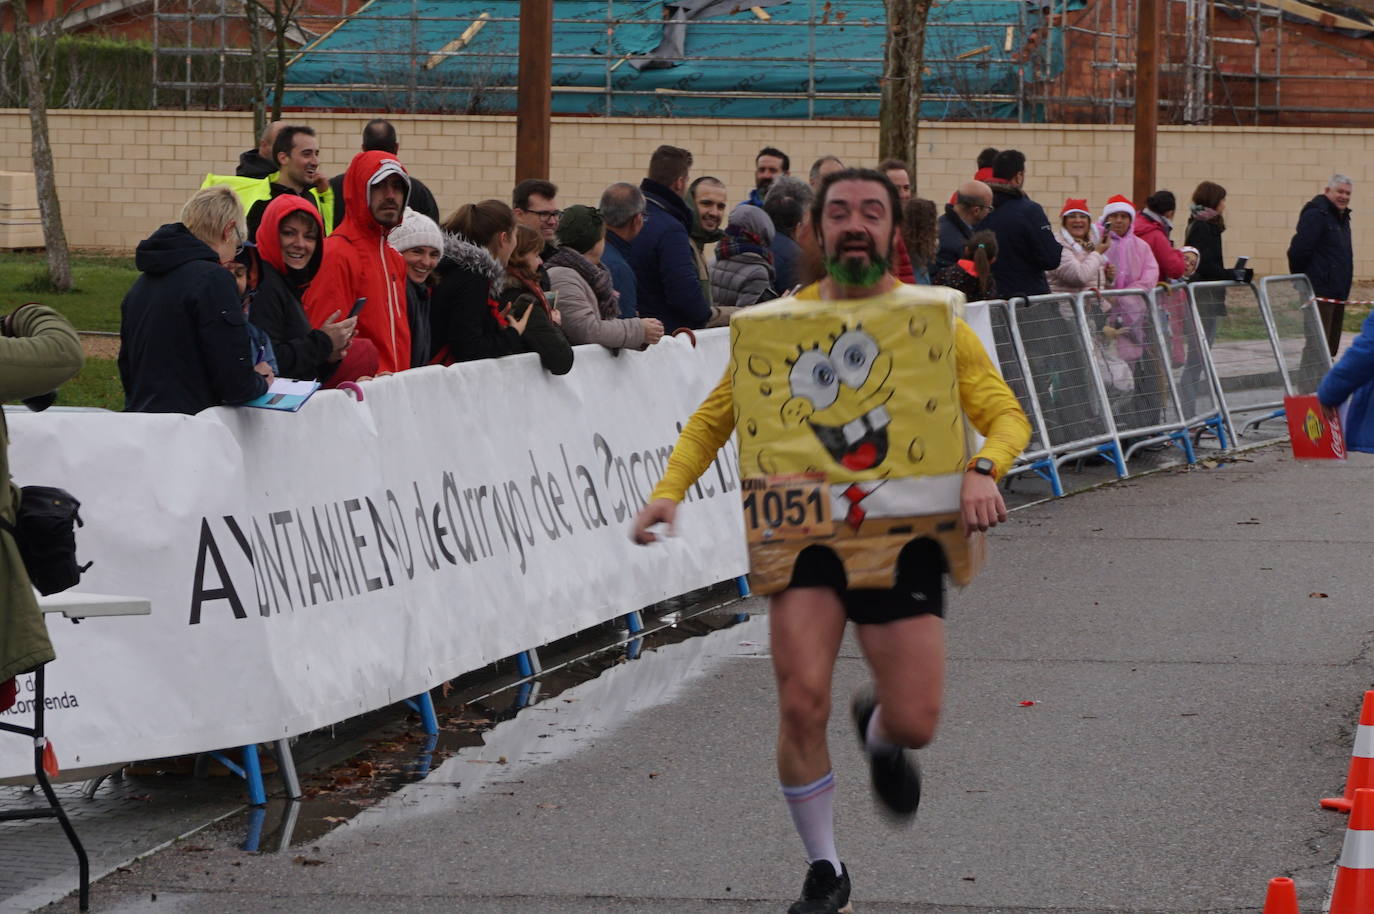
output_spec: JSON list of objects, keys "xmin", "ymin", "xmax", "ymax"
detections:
[{"xmin": 842, "ymin": 485, "xmax": 868, "ymax": 529}]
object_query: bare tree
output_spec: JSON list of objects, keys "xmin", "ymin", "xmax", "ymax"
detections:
[
  {"xmin": 6, "ymin": 0, "xmax": 72, "ymax": 291},
  {"xmin": 243, "ymin": 0, "xmax": 307, "ymax": 123},
  {"xmin": 246, "ymin": 0, "xmax": 268, "ymax": 138},
  {"xmin": 879, "ymin": 0, "xmax": 934, "ymax": 182}
]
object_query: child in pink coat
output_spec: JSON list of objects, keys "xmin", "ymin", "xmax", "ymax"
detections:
[{"xmin": 1100, "ymin": 194, "xmax": 1159, "ymax": 368}]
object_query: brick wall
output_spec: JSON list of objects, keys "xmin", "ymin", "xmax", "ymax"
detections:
[{"xmin": 1, "ymin": 109, "xmax": 1371, "ymax": 278}]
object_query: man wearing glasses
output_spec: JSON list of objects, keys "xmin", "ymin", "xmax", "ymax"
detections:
[
  {"xmin": 513, "ymin": 178, "xmax": 563, "ymax": 267},
  {"xmin": 935, "ymin": 179, "xmax": 993, "ymax": 275}
]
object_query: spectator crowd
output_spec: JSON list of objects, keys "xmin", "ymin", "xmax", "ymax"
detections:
[{"xmin": 115, "ymin": 118, "xmax": 1357, "ymax": 427}]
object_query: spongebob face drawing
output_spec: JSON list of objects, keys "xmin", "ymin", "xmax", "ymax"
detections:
[
  {"xmin": 728, "ymin": 284, "xmax": 982, "ymax": 593},
  {"xmin": 783, "ymin": 328, "xmax": 893, "ymax": 472}
]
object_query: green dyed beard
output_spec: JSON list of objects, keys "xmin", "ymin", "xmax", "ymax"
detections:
[{"xmin": 824, "ymin": 253, "xmax": 889, "ymax": 288}]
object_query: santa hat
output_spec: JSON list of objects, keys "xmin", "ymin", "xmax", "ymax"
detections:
[
  {"xmin": 1060, "ymin": 198, "xmax": 1092, "ymax": 219},
  {"xmin": 1101, "ymin": 194, "xmax": 1136, "ymax": 220},
  {"xmin": 387, "ymin": 208, "xmax": 443, "ymax": 254}
]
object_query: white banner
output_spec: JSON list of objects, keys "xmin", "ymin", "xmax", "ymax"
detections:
[{"xmin": 0, "ymin": 330, "xmax": 747, "ymax": 776}]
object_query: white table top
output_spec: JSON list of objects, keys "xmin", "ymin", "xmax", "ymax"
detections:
[{"xmin": 37, "ymin": 592, "xmax": 152, "ymax": 619}]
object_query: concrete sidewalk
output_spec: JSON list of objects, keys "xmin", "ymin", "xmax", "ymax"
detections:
[{"xmin": 46, "ymin": 445, "xmax": 1374, "ymax": 914}]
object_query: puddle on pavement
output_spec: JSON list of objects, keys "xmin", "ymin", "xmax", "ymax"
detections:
[{"xmin": 207, "ymin": 586, "xmax": 767, "ymax": 852}]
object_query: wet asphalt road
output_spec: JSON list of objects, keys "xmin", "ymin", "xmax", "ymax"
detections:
[{"xmin": 46, "ymin": 444, "xmax": 1374, "ymax": 913}]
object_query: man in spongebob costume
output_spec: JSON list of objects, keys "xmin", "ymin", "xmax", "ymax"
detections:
[{"xmin": 634, "ymin": 168, "xmax": 1030, "ymax": 914}]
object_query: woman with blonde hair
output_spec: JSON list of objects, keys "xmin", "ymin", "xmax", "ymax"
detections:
[{"xmin": 118, "ymin": 185, "xmax": 271, "ymax": 413}]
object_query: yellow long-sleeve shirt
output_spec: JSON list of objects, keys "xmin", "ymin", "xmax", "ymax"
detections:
[{"xmin": 650, "ymin": 315, "xmax": 1032, "ymax": 504}]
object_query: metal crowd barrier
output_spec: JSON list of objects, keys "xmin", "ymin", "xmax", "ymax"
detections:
[
  {"xmin": 1259, "ymin": 273, "xmax": 1333, "ymax": 398},
  {"xmin": 1082, "ymin": 287, "xmax": 1197, "ymax": 462},
  {"xmin": 977, "ymin": 273, "xmax": 1327, "ymax": 498}
]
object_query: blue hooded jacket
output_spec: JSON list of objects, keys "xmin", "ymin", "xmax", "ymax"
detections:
[{"xmin": 1318, "ymin": 310, "xmax": 1374, "ymax": 452}]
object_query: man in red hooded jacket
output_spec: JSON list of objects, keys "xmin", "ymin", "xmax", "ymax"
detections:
[{"xmin": 304, "ymin": 150, "xmax": 412, "ymax": 374}]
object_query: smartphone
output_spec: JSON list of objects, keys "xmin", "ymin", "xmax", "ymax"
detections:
[
  {"xmin": 546, "ymin": 289, "xmax": 560, "ymax": 312},
  {"xmin": 1232, "ymin": 256, "xmax": 1249, "ymax": 271},
  {"xmin": 348, "ymin": 297, "xmax": 367, "ymax": 319}
]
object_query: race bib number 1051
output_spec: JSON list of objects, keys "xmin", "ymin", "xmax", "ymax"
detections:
[{"xmin": 740, "ymin": 473, "xmax": 833, "ymax": 544}]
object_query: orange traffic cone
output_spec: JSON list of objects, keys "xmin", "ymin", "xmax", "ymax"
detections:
[
  {"xmin": 1330, "ymin": 788, "xmax": 1374, "ymax": 913},
  {"xmin": 1322, "ymin": 691, "xmax": 1374, "ymax": 813},
  {"xmin": 1262, "ymin": 876, "xmax": 1299, "ymax": 914}
]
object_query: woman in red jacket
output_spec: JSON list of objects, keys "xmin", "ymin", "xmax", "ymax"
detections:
[{"xmin": 1132, "ymin": 190, "xmax": 1188, "ymax": 282}]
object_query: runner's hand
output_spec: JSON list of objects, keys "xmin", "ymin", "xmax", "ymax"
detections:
[
  {"xmin": 632, "ymin": 497, "xmax": 677, "ymax": 544},
  {"xmin": 961, "ymin": 470, "xmax": 1007, "ymax": 534}
]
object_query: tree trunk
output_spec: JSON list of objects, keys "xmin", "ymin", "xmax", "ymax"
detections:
[
  {"xmin": 8, "ymin": 0, "xmax": 71, "ymax": 292},
  {"xmin": 879, "ymin": 0, "xmax": 933, "ymax": 182},
  {"xmin": 271, "ymin": 1, "xmax": 289, "ymax": 121},
  {"xmin": 247, "ymin": 0, "xmax": 267, "ymax": 139}
]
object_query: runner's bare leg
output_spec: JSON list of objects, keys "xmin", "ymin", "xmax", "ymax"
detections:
[
  {"xmin": 853, "ymin": 615, "xmax": 945, "ymax": 749},
  {"xmin": 770, "ymin": 586, "xmax": 849, "ymax": 785}
]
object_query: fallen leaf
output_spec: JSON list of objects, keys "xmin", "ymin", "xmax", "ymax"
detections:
[
  {"xmin": 178, "ymin": 845, "xmax": 211, "ymax": 853},
  {"xmin": 1310, "ymin": 592, "xmax": 1329, "ymax": 598},
  {"xmin": 498, "ymin": 755, "xmax": 508, "ymax": 764},
  {"xmin": 292, "ymin": 855, "xmax": 327, "ymax": 867}
]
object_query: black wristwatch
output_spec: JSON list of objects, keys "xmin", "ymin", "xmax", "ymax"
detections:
[{"xmin": 969, "ymin": 457, "xmax": 996, "ymax": 477}]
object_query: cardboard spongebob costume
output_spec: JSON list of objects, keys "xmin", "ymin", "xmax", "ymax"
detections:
[{"xmin": 730, "ymin": 283, "xmax": 983, "ymax": 594}]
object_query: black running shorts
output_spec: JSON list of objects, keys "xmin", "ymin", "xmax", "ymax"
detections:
[{"xmin": 785, "ymin": 539, "xmax": 946, "ymax": 624}]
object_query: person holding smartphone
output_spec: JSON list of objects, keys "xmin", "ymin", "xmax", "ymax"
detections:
[
  {"xmin": 245, "ymin": 195, "xmax": 368, "ymax": 384},
  {"xmin": 548, "ymin": 206, "xmax": 664, "ymax": 352}
]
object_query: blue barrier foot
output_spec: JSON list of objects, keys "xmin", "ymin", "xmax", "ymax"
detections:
[
  {"xmin": 1098, "ymin": 442, "xmax": 1128, "ymax": 478},
  {"xmin": 209, "ymin": 746, "xmax": 267, "ymax": 806},
  {"xmin": 1170, "ymin": 429, "xmax": 1197, "ymax": 464},
  {"xmin": 514, "ymin": 648, "xmax": 541, "ymax": 679},
  {"xmin": 1031, "ymin": 458, "xmax": 1064, "ymax": 497},
  {"xmin": 1209, "ymin": 416, "xmax": 1230, "ymax": 450},
  {"xmin": 402, "ymin": 691, "xmax": 439, "ymax": 736},
  {"xmin": 733, "ymin": 576, "xmax": 751, "ymax": 623}
]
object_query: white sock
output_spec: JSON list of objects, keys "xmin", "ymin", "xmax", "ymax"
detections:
[
  {"xmin": 781, "ymin": 771, "xmax": 841, "ymax": 871},
  {"xmin": 865, "ymin": 704, "xmax": 899, "ymax": 753}
]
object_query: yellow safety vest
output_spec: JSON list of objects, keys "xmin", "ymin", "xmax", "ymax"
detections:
[{"xmin": 199, "ymin": 172, "xmax": 334, "ymax": 235}]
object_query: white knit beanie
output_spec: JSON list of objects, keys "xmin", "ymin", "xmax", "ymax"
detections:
[{"xmin": 387, "ymin": 208, "xmax": 443, "ymax": 253}]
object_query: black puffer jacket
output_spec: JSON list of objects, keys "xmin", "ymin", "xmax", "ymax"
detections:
[
  {"xmin": 1287, "ymin": 194, "xmax": 1353, "ymax": 301},
  {"xmin": 429, "ymin": 234, "xmax": 572, "ymax": 375},
  {"xmin": 250, "ymin": 262, "xmax": 333, "ymax": 380},
  {"xmin": 118, "ymin": 222, "xmax": 268, "ymax": 414}
]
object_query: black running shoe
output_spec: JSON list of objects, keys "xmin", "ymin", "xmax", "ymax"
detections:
[
  {"xmin": 851, "ymin": 688, "xmax": 921, "ymax": 819},
  {"xmin": 787, "ymin": 859, "xmax": 852, "ymax": 914}
]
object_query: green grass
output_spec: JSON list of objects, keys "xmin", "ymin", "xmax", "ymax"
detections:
[
  {"xmin": 1344, "ymin": 305, "xmax": 1371, "ymax": 332},
  {"xmin": 59, "ymin": 357, "xmax": 122, "ymax": 411},
  {"xmin": 0, "ymin": 252, "xmax": 135, "ymax": 333}
]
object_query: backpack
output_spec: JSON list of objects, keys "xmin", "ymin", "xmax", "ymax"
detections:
[{"xmin": 0, "ymin": 485, "xmax": 91, "ymax": 596}]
